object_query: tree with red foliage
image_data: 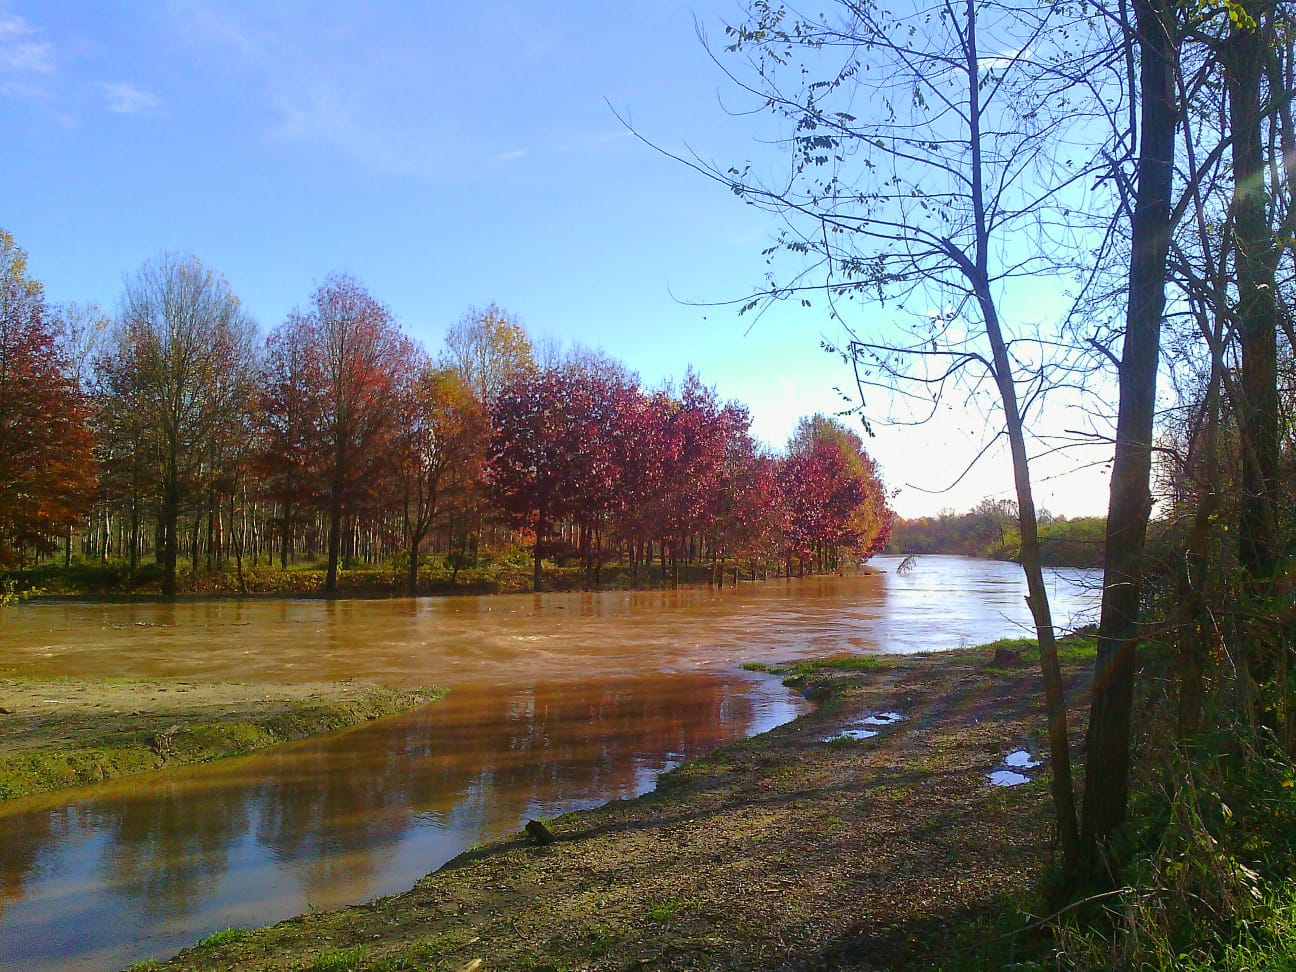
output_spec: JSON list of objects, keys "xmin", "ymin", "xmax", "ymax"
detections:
[
  {"xmin": 611, "ymin": 386, "xmax": 676, "ymax": 584},
  {"xmin": 0, "ymin": 230, "xmax": 96, "ymax": 561},
  {"xmin": 704, "ymin": 431, "xmax": 783, "ymax": 582},
  {"xmin": 302, "ymin": 275, "xmax": 417, "ymax": 595},
  {"xmin": 560, "ymin": 356, "xmax": 637, "ymax": 585},
  {"xmin": 668, "ymin": 375, "xmax": 753, "ymax": 583},
  {"xmin": 486, "ymin": 364, "xmax": 624, "ymax": 590},
  {"xmin": 781, "ymin": 414, "xmax": 892, "ymax": 573}
]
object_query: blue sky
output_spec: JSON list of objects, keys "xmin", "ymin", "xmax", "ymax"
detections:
[{"xmin": 1, "ymin": 1, "xmax": 1112, "ymax": 517}]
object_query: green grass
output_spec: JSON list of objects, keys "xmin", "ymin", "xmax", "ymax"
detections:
[
  {"xmin": 977, "ymin": 635, "xmax": 1099, "ymax": 671},
  {"xmin": 742, "ymin": 653, "xmax": 894, "ymax": 688},
  {"xmin": 197, "ymin": 927, "xmax": 250, "ymax": 949},
  {"xmin": 0, "ymin": 686, "xmax": 444, "ymax": 802},
  {"xmin": 646, "ymin": 900, "xmax": 687, "ymax": 922},
  {"xmin": 299, "ymin": 945, "xmax": 368, "ymax": 971}
]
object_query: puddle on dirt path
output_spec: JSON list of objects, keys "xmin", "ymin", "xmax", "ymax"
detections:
[
  {"xmin": 860, "ymin": 711, "xmax": 904, "ymax": 726},
  {"xmin": 989, "ymin": 750, "xmax": 1043, "ymax": 786},
  {"xmin": 1003, "ymin": 750, "xmax": 1042, "ymax": 770},
  {"xmin": 822, "ymin": 727, "xmax": 879, "ymax": 742},
  {"xmin": 990, "ymin": 769, "xmax": 1033, "ymax": 786},
  {"xmin": 821, "ymin": 710, "xmax": 905, "ymax": 743}
]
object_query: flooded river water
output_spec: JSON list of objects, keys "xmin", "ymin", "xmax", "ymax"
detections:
[{"xmin": 0, "ymin": 556, "xmax": 1099, "ymax": 970}]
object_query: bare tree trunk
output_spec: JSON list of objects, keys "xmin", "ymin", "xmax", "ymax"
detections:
[
  {"xmin": 534, "ymin": 506, "xmax": 546, "ymax": 592},
  {"xmin": 162, "ymin": 456, "xmax": 179, "ymax": 600},
  {"xmin": 953, "ymin": 0, "xmax": 1080, "ymax": 868},
  {"xmin": 1081, "ymin": 0, "xmax": 1177, "ymax": 880},
  {"xmin": 1223, "ymin": 14, "xmax": 1282, "ymax": 685},
  {"xmin": 325, "ymin": 480, "xmax": 343, "ymax": 595}
]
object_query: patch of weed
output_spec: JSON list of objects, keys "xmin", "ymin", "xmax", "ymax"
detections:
[
  {"xmin": 647, "ymin": 900, "xmax": 687, "ymax": 922},
  {"xmin": 299, "ymin": 945, "xmax": 369, "ymax": 971},
  {"xmin": 197, "ymin": 927, "xmax": 250, "ymax": 949}
]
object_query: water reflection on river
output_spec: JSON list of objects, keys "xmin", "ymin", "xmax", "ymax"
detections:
[
  {"xmin": 1, "ymin": 674, "xmax": 794, "ymax": 971},
  {"xmin": 0, "ymin": 556, "xmax": 1099, "ymax": 970}
]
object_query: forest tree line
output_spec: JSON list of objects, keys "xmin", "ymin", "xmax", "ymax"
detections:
[
  {"xmin": 888, "ymin": 499, "xmax": 1107, "ymax": 568},
  {"xmin": 0, "ymin": 231, "xmax": 892, "ymax": 598}
]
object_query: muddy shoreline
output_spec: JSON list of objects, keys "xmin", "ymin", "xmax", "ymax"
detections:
[
  {"xmin": 0, "ymin": 677, "xmax": 444, "ymax": 802},
  {"xmin": 152, "ymin": 642, "xmax": 1093, "ymax": 971}
]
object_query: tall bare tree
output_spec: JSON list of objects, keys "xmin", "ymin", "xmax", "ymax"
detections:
[
  {"xmin": 442, "ymin": 303, "xmax": 536, "ymax": 407},
  {"xmin": 1080, "ymin": 0, "xmax": 1181, "ymax": 878},
  {"xmin": 109, "ymin": 254, "xmax": 256, "ymax": 598},
  {"xmin": 687, "ymin": 0, "xmax": 1130, "ymax": 870}
]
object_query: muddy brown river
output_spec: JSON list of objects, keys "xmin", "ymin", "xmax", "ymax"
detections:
[{"xmin": 0, "ymin": 556, "xmax": 1098, "ymax": 970}]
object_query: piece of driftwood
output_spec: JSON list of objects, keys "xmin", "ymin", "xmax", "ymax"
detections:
[{"xmin": 525, "ymin": 819, "xmax": 556, "ymax": 845}]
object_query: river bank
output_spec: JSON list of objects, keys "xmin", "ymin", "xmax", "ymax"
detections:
[
  {"xmin": 3, "ymin": 558, "xmax": 810, "ymax": 602},
  {"xmin": 0, "ymin": 678, "xmax": 444, "ymax": 802},
  {"xmin": 148, "ymin": 639, "xmax": 1095, "ymax": 971}
]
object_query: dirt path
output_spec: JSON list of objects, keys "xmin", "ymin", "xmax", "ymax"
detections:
[
  {"xmin": 156, "ymin": 646, "xmax": 1092, "ymax": 971},
  {"xmin": 0, "ymin": 678, "xmax": 443, "ymax": 801}
]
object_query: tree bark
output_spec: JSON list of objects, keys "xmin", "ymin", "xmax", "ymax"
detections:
[
  {"xmin": 1222, "ymin": 13, "xmax": 1281, "ymax": 684},
  {"xmin": 161, "ymin": 453, "xmax": 179, "ymax": 600},
  {"xmin": 961, "ymin": 0, "xmax": 1078, "ymax": 869},
  {"xmin": 533, "ymin": 506, "xmax": 546, "ymax": 592},
  {"xmin": 325, "ymin": 480, "xmax": 343, "ymax": 596},
  {"xmin": 1081, "ymin": 0, "xmax": 1177, "ymax": 880}
]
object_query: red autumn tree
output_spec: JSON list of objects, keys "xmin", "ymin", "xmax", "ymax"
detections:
[
  {"xmin": 701, "ymin": 420, "xmax": 784, "ymax": 580},
  {"xmin": 302, "ymin": 274, "xmax": 418, "ymax": 595},
  {"xmin": 560, "ymin": 355, "xmax": 637, "ymax": 585},
  {"xmin": 656, "ymin": 373, "xmax": 743, "ymax": 583},
  {"xmin": 611, "ymin": 386, "xmax": 676, "ymax": 584},
  {"xmin": 0, "ymin": 230, "xmax": 96, "ymax": 561},
  {"xmin": 486, "ymin": 364, "xmax": 624, "ymax": 590},
  {"xmin": 781, "ymin": 414, "xmax": 893, "ymax": 573}
]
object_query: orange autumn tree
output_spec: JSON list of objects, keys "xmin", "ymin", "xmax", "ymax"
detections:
[{"xmin": 0, "ymin": 230, "xmax": 96, "ymax": 562}]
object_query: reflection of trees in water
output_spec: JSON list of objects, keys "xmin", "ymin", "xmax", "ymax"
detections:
[
  {"xmin": 0, "ymin": 673, "xmax": 758, "ymax": 944},
  {"xmin": 0, "ymin": 805, "xmax": 64, "ymax": 921},
  {"xmin": 250, "ymin": 733, "xmax": 421, "ymax": 903},
  {"xmin": 91, "ymin": 780, "xmax": 253, "ymax": 920},
  {"xmin": 409, "ymin": 675, "xmax": 754, "ymax": 834}
]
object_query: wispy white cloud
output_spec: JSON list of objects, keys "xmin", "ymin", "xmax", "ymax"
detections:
[
  {"xmin": 0, "ymin": 9, "xmax": 55, "ymax": 100},
  {"xmin": 0, "ymin": 11, "xmax": 53, "ymax": 75},
  {"xmin": 164, "ymin": 1, "xmax": 448, "ymax": 176},
  {"xmin": 164, "ymin": 0, "xmax": 564, "ymax": 180},
  {"xmin": 98, "ymin": 80, "xmax": 161, "ymax": 115}
]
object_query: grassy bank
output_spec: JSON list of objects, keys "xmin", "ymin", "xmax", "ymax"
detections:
[
  {"xmin": 145, "ymin": 640, "xmax": 1097, "ymax": 971},
  {"xmin": 0, "ymin": 678, "xmax": 444, "ymax": 802},
  {"xmin": 3, "ymin": 556, "xmax": 805, "ymax": 600}
]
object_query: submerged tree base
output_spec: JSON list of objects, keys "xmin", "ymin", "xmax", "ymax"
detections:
[{"xmin": 150, "ymin": 643, "xmax": 1096, "ymax": 971}]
